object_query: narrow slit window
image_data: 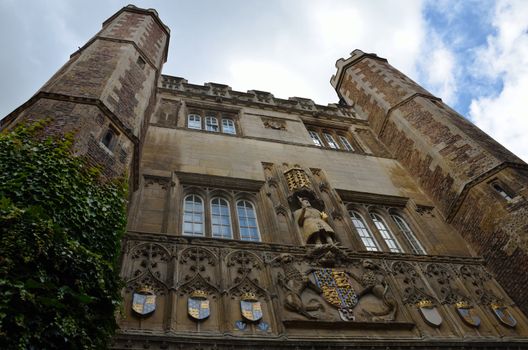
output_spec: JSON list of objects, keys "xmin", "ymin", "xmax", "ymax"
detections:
[
  {"xmin": 391, "ymin": 214, "xmax": 425, "ymax": 255},
  {"xmin": 492, "ymin": 183, "xmax": 513, "ymax": 201},
  {"xmin": 349, "ymin": 210, "xmax": 379, "ymax": 251},
  {"xmin": 183, "ymin": 195, "xmax": 204, "ymax": 236},
  {"xmin": 211, "ymin": 197, "xmax": 232, "ymax": 239},
  {"xmin": 370, "ymin": 213, "xmax": 402, "ymax": 253},
  {"xmin": 237, "ymin": 200, "xmax": 260, "ymax": 241}
]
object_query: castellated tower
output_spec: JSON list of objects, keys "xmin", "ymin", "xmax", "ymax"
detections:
[
  {"xmin": 331, "ymin": 50, "xmax": 528, "ymax": 314},
  {"xmin": 0, "ymin": 5, "xmax": 170, "ymax": 188}
]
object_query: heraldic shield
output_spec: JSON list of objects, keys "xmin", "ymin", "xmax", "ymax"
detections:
[
  {"xmin": 240, "ymin": 292, "xmax": 263, "ymax": 322},
  {"xmin": 491, "ymin": 303, "xmax": 517, "ymax": 328},
  {"xmin": 132, "ymin": 287, "xmax": 156, "ymax": 317},
  {"xmin": 455, "ymin": 302, "xmax": 480, "ymax": 327},
  {"xmin": 312, "ymin": 269, "xmax": 358, "ymax": 312},
  {"xmin": 188, "ymin": 290, "xmax": 210, "ymax": 320},
  {"xmin": 417, "ymin": 300, "xmax": 442, "ymax": 327}
]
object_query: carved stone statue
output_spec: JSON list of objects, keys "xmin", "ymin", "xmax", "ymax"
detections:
[
  {"xmin": 355, "ymin": 259, "xmax": 398, "ymax": 321},
  {"xmin": 277, "ymin": 254, "xmax": 322, "ymax": 319},
  {"xmin": 294, "ymin": 197, "xmax": 336, "ymax": 246}
]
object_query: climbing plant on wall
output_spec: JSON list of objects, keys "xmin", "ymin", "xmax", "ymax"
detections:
[{"xmin": 0, "ymin": 120, "xmax": 127, "ymax": 349}]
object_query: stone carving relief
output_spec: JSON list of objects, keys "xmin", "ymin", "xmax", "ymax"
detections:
[
  {"xmin": 125, "ymin": 242, "xmax": 171, "ymax": 295},
  {"xmin": 294, "ymin": 196, "xmax": 336, "ymax": 246},
  {"xmin": 390, "ymin": 261, "xmax": 436, "ymax": 305},
  {"xmin": 275, "ymin": 254, "xmax": 323, "ymax": 319},
  {"xmin": 226, "ymin": 250, "xmax": 267, "ymax": 298},
  {"xmin": 423, "ymin": 263, "xmax": 470, "ymax": 306},
  {"xmin": 262, "ymin": 117, "xmax": 286, "ymax": 130},
  {"xmin": 177, "ymin": 246, "xmax": 219, "ymax": 297}
]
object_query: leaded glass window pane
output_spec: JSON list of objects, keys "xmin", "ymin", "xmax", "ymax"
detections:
[
  {"xmin": 349, "ymin": 210, "xmax": 379, "ymax": 251},
  {"xmin": 183, "ymin": 195, "xmax": 204, "ymax": 236},
  {"xmin": 222, "ymin": 118, "xmax": 236, "ymax": 134},
  {"xmin": 391, "ymin": 215, "xmax": 425, "ymax": 255},
  {"xmin": 205, "ymin": 116, "xmax": 219, "ymax": 132},
  {"xmin": 188, "ymin": 114, "xmax": 201, "ymax": 129},
  {"xmin": 237, "ymin": 200, "xmax": 260, "ymax": 241},
  {"xmin": 370, "ymin": 213, "xmax": 402, "ymax": 253},
  {"xmin": 339, "ymin": 135, "xmax": 354, "ymax": 151},
  {"xmin": 323, "ymin": 132, "xmax": 339, "ymax": 149},
  {"xmin": 211, "ymin": 197, "xmax": 232, "ymax": 239},
  {"xmin": 309, "ymin": 131, "xmax": 323, "ymax": 147}
]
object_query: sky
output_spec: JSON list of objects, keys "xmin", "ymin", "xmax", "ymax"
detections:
[{"xmin": 1, "ymin": 0, "xmax": 527, "ymax": 161}]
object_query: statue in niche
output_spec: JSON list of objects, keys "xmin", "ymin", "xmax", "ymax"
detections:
[
  {"xmin": 276, "ymin": 254, "xmax": 322, "ymax": 319},
  {"xmin": 294, "ymin": 197, "xmax": 336, "ymax": 246},
  {"xmin": 354, "ymin": 259, "xmax": 398, "ymax": 321}
]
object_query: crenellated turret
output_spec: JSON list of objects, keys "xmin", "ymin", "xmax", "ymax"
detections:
[
  {"xmin": 0, "ymin": 5, "xmax": 170, "ymax": 188},
  {"xmin": 332, "ymin": 49, "xmax": 528, "ymax": 315}
]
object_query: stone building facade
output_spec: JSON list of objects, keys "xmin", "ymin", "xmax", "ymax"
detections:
[{"xmin": 2, "ymin": 5, "xmax": 528, "ymax": 350}]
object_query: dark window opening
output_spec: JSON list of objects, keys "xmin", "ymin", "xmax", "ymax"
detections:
[{"xmin": 492, "ymin": 183, "xmax": 513, "ymax": 201}]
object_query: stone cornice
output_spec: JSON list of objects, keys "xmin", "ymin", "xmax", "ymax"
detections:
[
  {"xmin": 159, "ymin": 75, "xmax": 358, "ymax": 122},
  {"xmin": 111, "ymin": 332, "xmax": 528, "ymax": 350}
]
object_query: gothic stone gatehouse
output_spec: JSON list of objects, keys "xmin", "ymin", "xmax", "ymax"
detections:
[{"xmin": 2, "ymin": 5, "xmax": 528, "ymax": 350}]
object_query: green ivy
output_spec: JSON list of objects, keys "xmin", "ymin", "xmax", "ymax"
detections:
[{"xmin": 0, "ymin": 121, "xmax": 127, "ymax": 349}]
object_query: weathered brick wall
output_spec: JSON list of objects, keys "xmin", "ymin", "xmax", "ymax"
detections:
[
  {"xmin": 8, "ymin": 99, "xmax": 133, "ymax": 180},
  {"xmin": 451, "ymin": 167, "xmax": 528, "ymax": 314}
]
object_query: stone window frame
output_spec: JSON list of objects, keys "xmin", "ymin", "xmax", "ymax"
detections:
[
  {"xmin": 181, "ymin": 185, "xmax": 261, "ymax": 242},
  {"xmin": 186, "ymin": 107, "xmax": 239, "ymax": 135},
  {"xmin": 345, "ymin": 204, "xmax": 424, "ymax": 254},
  {"xmin": 306, "ymin": 125, "xmax": 362, "ymax": 152},
  {"xmin": 100, "ymin": 124, "xmax": 120, "ymax": 153},
  {"xmin": 488, "ymin": 178, "xmax": 516, "ymax": 202}
]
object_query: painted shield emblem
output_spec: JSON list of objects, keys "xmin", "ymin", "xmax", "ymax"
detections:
[
  {"xmin": 456, "ymin": 302, "xmax": 480, "ymax": 327},
  {"xmin": 417, "ymin": 300, "xmax": 442, "ymax": 327},
  {"xmin": 240, "ymin": 293, "xmax": 263, "ymax": 322},
  {"xmin": 491, "ymin": 303, "xmax": 517, "ymax": 328},
  {"xmin": 188, "ymin": 290, "xmax": 210, "ymax": 320},
  {"xmin": 312, "ymin": 269, "xmax": 358, "ymax": 312},
  {"xmin": 132, "ymin": 287, "xmax": 156, "ymax": 317}
]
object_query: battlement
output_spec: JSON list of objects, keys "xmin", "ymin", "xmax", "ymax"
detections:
[{"xmin": 159, "ymin": 75, "xmax": 359, "ymax": 120}]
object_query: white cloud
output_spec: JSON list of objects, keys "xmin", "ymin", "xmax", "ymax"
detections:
[
  {"xmin": 469, "ymin": 0, "xmax": 528, "ymax": 162},
  {"xmin": 417, "ymin": 34, "xmax": 458, "ymax": 105},
  {"xmin": 223, "ymin": 0, "xmax": 428, "ymax": 105}
]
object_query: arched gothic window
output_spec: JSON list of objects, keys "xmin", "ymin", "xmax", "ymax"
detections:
[
  {"xmin": 391, "ymin": 214, "xmax": 425, "ymax": 255},
  {"xmin": 370, "ymin": 213, "xmax": 402, "ymax": 253},
  {"xmin": 237, "ymin": 200, "xmax": 260, "ymax": 241},
  {"xmin": 349, "ymin": 210, "xmax": 380, "ymax": 251},
  {"xmin": 183, "ymin": 194, "xmax": 204, "ymax": 236},
  {"xmin": 211, "ymin": 197, "xmax": 232, "ymax": 239}
]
